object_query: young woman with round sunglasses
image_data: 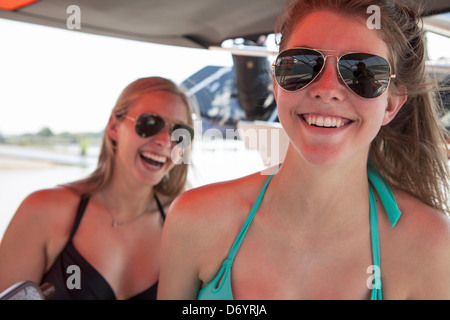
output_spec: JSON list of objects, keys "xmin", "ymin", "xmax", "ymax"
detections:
[
  {"xmin": 158, "ymin": 0, "xmax": 450, "ymax": 300},
  {"xmin": 0, "ymin": 77, "xmax": 194, "ymax": 299}
]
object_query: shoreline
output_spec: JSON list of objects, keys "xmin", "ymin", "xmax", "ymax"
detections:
[{"xmin": 0, "ymin": 156, "xmax": 69, "ymax": 170}]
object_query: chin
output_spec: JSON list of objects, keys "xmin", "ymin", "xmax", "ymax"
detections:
[{"xmin": 133, "ymin": 167, "xmax": 163, "ymax": 187}]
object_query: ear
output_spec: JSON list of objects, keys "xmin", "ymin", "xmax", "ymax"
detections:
[
  {"xmin": 107, "ymin": 114, "xmax": 119, "ymax": 143},
  {"xmin": 382, "ymin": 89, "xmax": 407, "ymax": 126}
]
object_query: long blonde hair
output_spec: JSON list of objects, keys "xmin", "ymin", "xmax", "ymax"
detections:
[
  {"xmin": 275, "ymin": 0, "xmax": 450, "ymax": 214},
  {"xmin": 67, "ymin": 77, "xmax": 194, "ymax": 199}
]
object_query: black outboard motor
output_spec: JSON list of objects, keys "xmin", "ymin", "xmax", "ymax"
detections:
[{"xmin": 232, "ymin": 38, "xmax": 276, "ymax": 121}]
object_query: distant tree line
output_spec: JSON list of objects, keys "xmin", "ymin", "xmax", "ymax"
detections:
[{"xmin": 0, "ymin": 127, "xmax": 103, "ymax": 155}]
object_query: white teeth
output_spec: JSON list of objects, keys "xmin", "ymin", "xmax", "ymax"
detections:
[
  {"xmin": 141, "ymin": 152, "xmax": 167, "ymax": 164},
  {"xmin": 303, "ymin": 115, "xmax": 347, "ymax": 128},
  {"xmin": 316, "ymin": 117, "xmax": 324, "ymax": 127}
]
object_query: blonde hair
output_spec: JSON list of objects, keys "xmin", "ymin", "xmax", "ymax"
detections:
[
  {"xmin": 275, "ymin": 0, "xmax": 449, "ymax": 214},
  {"xmin": 67, "ymin": 77, "xmax": 194, "ymax": 199}
]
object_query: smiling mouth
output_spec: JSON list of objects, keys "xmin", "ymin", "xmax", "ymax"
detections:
[
  {"xmin": 140, "ymin": 151, "xmax": 168, "ymax": 168},
  {"xmin": 301, "ymin": 114, "xmax": 352, "ymax": 128}
]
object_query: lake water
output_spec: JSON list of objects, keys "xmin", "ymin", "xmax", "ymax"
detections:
[{"xmin": 0, "ymin": 140, "xmax": 266, "ymax": 238}]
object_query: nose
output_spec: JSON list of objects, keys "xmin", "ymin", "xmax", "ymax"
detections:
[
  {"xmin": 308, "ymin": 57, "xmax": 346, "ymax": 103},
  {"xmin": 152, "ymin": 126, "xmax": 173, "ymax": 148}
]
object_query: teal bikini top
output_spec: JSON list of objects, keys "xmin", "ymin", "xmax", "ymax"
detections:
[{"xmin": 197, "ymin": 162, "xmax": 401, "ymax": 300}]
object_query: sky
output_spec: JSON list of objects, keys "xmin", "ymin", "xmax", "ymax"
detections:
[
  {"xmin": 0, "ymin": 16, "xmax": 449, "ymax": 136},
  {"xmin": 0, "ymin": 17, "xmax": 233, "ymax": 135}
]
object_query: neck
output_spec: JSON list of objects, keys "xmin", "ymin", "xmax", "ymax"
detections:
[
  {"xmin": 101, "ymin": 173, "xmax": 155, "ymax": 220},
  {"xmin": 269, "ymin": 147, "xmax": 371, "ymax": 233}
]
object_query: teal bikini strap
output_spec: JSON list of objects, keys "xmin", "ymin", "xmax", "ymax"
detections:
[
  {"xmin": 197, "ymin": 168, "xmax": 280, "ymax": 300},
  {"xmin": 226, "ymin": 167, "xmax": 279, "ymax": 263},
  {"xmin": 367, "ymin": 162, "xmax": 402, "ymax": 300},
  {"xmin": 367, "ymin": 162, "xmax": 401, "ymax": 227},
  {"xmin": 368, "ymin": 184, "xmax": 382, "ymax": 300},
  {"xmin": 212, "ymin": 163, "xmax": 399, "ymax": 301}
]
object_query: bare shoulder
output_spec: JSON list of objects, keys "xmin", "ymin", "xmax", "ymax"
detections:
[
  {"xmin": 393, "ymin": 190, "xmax": 450, "ymax": 246},
  {"xmin": 0, "ymin": 186, "xmax": 82, "ymax": 290},
  {"xmin": 164, "ymin": 170, "xmax": 270, "ymax": 264},
  {"xmin": 159, "ymin": 170, "xmax": 271, "ymax": 298},
  {"xmin": 19, "ymin": 185, "xmax": 80, "ymax": 208},
  {"xmin": 385, "ymin": 190, "xmax": 450, "ymax": 299},
  {"xmin": 170, "ymin": 171, "xmax": 268, "ymax": 223},
  {"xmin": 4, "ymin": 186, "xmax": 83, "ymax": 256},
  {"xmin": 14, "ymin": 186, "xmax": 81, "ymax": 230}
]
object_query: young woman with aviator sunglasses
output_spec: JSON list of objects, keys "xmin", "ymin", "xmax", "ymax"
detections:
[
  {"xmin": 158, "ymin": 0, "xmax": 450, "ymax": 300},
  {"xmin": 0, "ymin": 77, "xmax": 194, "ymax": 299}
]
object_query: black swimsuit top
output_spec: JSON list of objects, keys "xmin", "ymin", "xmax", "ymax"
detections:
[{"xmin": 41, "ymin": 193, "xmax": 165, "ymax": 300}]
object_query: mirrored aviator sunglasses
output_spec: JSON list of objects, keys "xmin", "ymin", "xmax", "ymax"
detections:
[
  {"xmin": 125, "ymin": 113, "xmax": 194, "ymax": 143},
  {"xmin": 272, "ymin": 48, "xmax": 396, "ymax": 99}
]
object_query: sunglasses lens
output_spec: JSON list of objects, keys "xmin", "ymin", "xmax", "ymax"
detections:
[
  {"xmin": 274, "ymin": 49, "xmax": 393, "ymax": 99},
  {"xmin": 274, "ymin": 48, "xmax": 324, "ymax": 92},
  {"xmin": 172, "ymin": 124, "xmax": 194, "ymax": 144},
  {"xmin": 339, "ymin": 53, "xmax": 391, "ymax": 98},
  {"xmin": 135, "ymin": 114, "xmax": 165, "ymax": 138}
]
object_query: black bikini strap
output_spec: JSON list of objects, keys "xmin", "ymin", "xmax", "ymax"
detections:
[
  {"xmin": 71, "ymin": 193, "xmax": 164, "ymax": 236},
  {"xmin": 69, "ymin": 194, "xmax": 90, "ymax": 239},
  {"xmin": 153, "ymin": 193, "xmax": 166, "ymax": 222}
]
